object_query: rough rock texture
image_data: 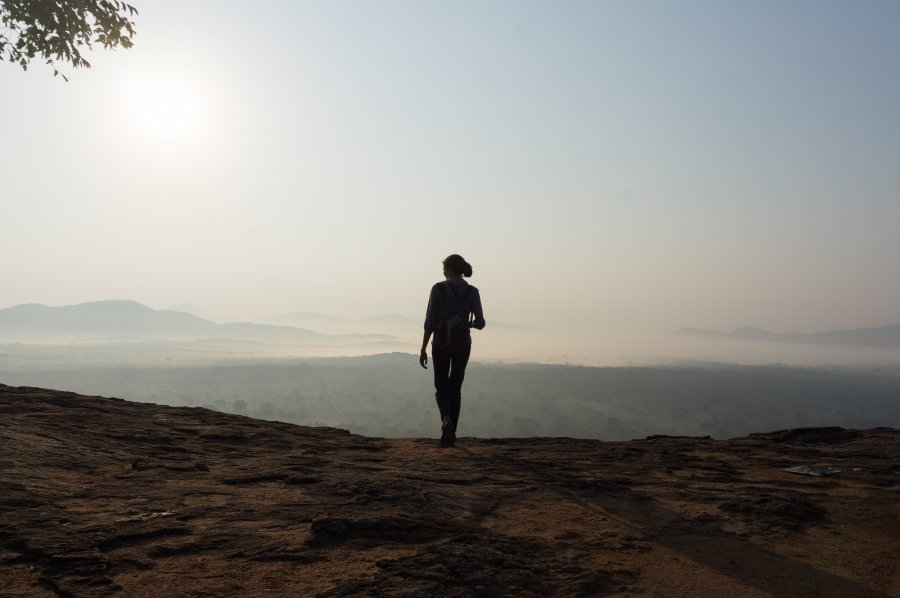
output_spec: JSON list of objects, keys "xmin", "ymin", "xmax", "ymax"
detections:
[{"xmin": 1, "ymin": 383, "xmax": 898, "ymax": 597}]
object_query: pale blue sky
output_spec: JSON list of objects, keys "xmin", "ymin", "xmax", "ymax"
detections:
[{"xmin": 2, "ymin": 1, "xmax": 899, "ymax": 336}]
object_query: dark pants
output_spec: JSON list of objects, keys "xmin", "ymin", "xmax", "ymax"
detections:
[{"xmin": 432, "ymin": 344, "xmax": 471, "ymax": 427}]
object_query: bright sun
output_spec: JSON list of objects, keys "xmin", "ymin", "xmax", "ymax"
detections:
[{"xmin": 119, "ymin": 75, "xmax": 202, "ymax": 139}]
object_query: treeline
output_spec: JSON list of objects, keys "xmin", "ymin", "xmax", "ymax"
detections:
[{"xmin": 3, "ymin": 353, "xmax": 899, "ymax": 440}]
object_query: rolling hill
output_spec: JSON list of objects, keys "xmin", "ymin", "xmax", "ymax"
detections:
[{"xmin": 0, "ymin": 300, "xmax": 395, "ymax": 345}]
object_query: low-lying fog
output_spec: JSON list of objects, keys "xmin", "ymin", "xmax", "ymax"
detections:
[
  {"xmin": 467, "ymin": 331, "xmax": 900, "ymax": 368},
  {"xmin": 6, "ymin": 327, "xmax": 900, "ymax": 370},
  {"xmin": 2, "ymin": 329, "xmax": 899, "ymax": 441}
]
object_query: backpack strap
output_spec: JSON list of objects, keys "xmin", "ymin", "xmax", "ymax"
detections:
[
  {"xmin": 435, "ymin": 283, "xmax": 447, "ymax": 326},
  {"xmin": 437, "ymin": 282, "xmax": 471, "ymax": 327},
  {"xmin": 437, "ymin": 282, "xmax": 452, "ymax": 313}
]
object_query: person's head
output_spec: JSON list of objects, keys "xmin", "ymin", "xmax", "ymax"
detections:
[{"xmin": 442, "ymin": 254, "xmax": 473, "ymax": 278}]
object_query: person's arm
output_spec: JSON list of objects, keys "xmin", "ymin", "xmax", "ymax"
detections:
[
  {"xmin": 469, "ymin": 288, "xmax": 486, "ymax": 330},
  {"xmin": 419, "ymin": 330, "xmax": 432, "ymax": 369},
  {"xmin": 420, "ymin": 284, "xmax": 439, "ymax": 369}
]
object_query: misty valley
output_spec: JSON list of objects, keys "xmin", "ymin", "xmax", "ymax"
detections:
[{"xmin": 2, "ymin": 352, "xmax": 898, "ymax": 441}]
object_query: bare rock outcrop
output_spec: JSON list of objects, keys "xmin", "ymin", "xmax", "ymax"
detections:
[{"xmin": 1, "ymin": 384, "xmax": 897, "ymax": 596}]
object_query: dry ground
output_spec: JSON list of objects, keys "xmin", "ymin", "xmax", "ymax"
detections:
[{"xmin": 1, "ymin": 384, "xmax": 897, "ymax": 597}]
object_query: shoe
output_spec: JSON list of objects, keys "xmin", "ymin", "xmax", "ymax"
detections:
[{"xmin": 441, "ymin": 416, "xmax": 454, "ymax": 448}]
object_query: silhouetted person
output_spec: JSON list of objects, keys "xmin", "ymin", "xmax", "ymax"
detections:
[{"xmin": 420, "ymin": 254, "xmax": 485, "ymax": 447}]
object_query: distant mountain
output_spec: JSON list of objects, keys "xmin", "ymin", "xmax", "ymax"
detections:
[
  {"xmin": 361, "ymin": 313, "xmax": 420, "ymax": 325},
  {"xmin": 163, "ymin": 304, "xmax": 238, "ymax": 323},
  {"xmin": 675, "ymin": 324, "xmax": 900, "ymax": 349},
  {"xmin": 223, "ymin": 323, "xmax": 393, "ymax": 346},
  {"xmin": 0, "ymin": 300, "xmax": 213, "ymax": 337},
  {"xmin": 268, "ymin": 312, "xmax": 350, "ymax": 324},
  {"xmin": 164, "ymin": 304, "xmax": 208, "ymax": 317},
  {"xmin": 264, "ymin": 312, "xmax": 421, "ymax": 335},
  {"xmin": 0, "ymin": 301, "xmax": 395, "ymax": 345}
]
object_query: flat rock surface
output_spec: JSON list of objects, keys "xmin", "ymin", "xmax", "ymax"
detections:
[{"xmin": 1, "ymin": 383, "xmax": 898, "ymax": 597}]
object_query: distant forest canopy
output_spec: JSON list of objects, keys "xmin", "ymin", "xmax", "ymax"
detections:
[
  {"xmin": 2, "ymin": 353, "xmax": 898, "ymax": 440},
  {"xmin": 675, "ymin": 324, "xmax": 900, "ymax": 349}
]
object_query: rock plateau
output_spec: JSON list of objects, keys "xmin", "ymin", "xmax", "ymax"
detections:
[{"xmin": 1, "ymin": 384, "xmax": 898, "ymax": 597}]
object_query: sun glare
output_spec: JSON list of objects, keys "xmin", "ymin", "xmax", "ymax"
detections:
[{"xmin": 119, "ymin": 75, "xmax": 202, "ymax": 139}]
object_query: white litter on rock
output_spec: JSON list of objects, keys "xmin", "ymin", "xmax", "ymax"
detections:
[{"xmin": 783, "ymin": 464, "xmax": 841, "ymax": 477}]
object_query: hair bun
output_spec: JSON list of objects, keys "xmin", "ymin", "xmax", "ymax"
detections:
[{"xmin": 443, "ymin": 254, "xmax": 474, "ymax": 278}]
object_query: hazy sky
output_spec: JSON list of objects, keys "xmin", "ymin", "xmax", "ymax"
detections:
[{"xmin": 2, "ymin": 1, "xmax": 899, "ymax": 335}]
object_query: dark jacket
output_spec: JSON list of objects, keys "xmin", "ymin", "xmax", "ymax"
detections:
[{"xmin": 423, "ymin": 279, "xmax": 486, "ymax": 339}]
